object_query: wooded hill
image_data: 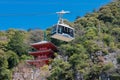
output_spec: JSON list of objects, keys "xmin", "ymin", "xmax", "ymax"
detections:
[{"xmin": 0, "ymin": 0, "xmax": 120, "ymax": 80}]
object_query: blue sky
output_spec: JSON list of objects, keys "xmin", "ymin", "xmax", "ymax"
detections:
[{"xmin": 0, "ymin": 0, "xmax": 111, "ymax": 30}]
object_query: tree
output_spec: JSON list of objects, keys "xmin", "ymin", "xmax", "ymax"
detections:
[
  {"xmin": 0, "ymin": 31, "xmax": 8, "ymax": 51},
  {"xmin": 112, "ymin": 28, "xmax": 120, "ymax": 42},
  {"xmin": 69, "ymin": 53, "xmax": 89, "ymax": 80},
  {"xmin": 7, "ymin": 31, "xmax": 27, "ymax": 56},
  {"xmin": 117, "ymin": 55, "xmax": 120, "ymax": 64},
  {"xmin": 28, "ymin": 30, "xmax": 44, "ymax": 43},
  {"xmin": 98, "ymin": 6, "xmax": 114, "ymax": 23},
  {"xmin": 6, "ymin": 50, "xmax": 19, "ymax": 69},
  {"xmin": 0, "ymin": 68, "xmax": 12, "ymax": 80},
  {"xmin": 0, "ymin": 50, "xmax": 12, "ymax": 80},
  {"xmin": 47, "ymin": 58, "xmax": 72, "ymax": 80},
  {"xmin": 103, "ymin": 34, "xmax": 114, "ymax": 46}
]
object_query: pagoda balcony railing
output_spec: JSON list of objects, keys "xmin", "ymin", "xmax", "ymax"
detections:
[{"xmin": 28, "ymin": 49, "xmax": 54, "ymax": 54}]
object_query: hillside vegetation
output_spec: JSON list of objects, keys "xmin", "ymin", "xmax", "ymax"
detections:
[
  {"xmin": 47, "ymin": 1, "xmax": 120, "ymax": 80},
  {"xmin": 0, "ymin": 0, "xmax": 120, "ymax": 80}
]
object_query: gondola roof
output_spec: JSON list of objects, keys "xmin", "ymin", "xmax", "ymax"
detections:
[{"xmin": 55, "ymin": 23, "xmax": 74, "ymax": 30}]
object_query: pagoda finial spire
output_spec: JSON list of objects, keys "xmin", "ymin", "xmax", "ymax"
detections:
[{"xmin": 43, "ymin": 31, "xmax": 47, "ymax": 41}]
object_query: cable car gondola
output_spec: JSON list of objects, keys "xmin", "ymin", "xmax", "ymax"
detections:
[{"xmin": 51, "ymin": 10, "xmax": 74, "ymax": 42}]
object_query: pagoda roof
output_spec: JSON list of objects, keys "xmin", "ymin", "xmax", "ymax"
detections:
[
  {"xmin": 31, "ymin": 41, "xmax": 58, "ymax": 52},
  {"xmin": 28, "ymin": 49, "xmax": 54, "ymax": 56},
  {"xmin": 31, "ymin": 41, "xmax": 48, "ymax": 45}
]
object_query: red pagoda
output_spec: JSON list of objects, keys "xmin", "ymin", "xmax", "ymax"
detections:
[{"xmin": 27, "ymin": 41, "xmax": 58, "ymax": 68}]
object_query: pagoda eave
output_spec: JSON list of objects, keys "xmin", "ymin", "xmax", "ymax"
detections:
[
  {"xmin": 31, "ymin": 41, "xmax": 58, "ymax": 52},
  {"xmin": 28, "ymin": 49, "xmax": 54, "ymax": 56}
]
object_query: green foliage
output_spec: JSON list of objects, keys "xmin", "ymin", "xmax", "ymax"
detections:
[
  {"xmin": 6, "ymin": 50, "xmax": 19, "ymax": 69},
  {"xmin": 7, "ymin": 31, "xmax": 27, "ymax": 56},
  {"xmin": 112, "ymin": 28, "xmax": 120, "ymax": 35},
  {"xmin": 48, "ymin": 58, "xmax": 73, "ymax": 80},
  {"xmin": 117, "ymin": 43, "xmax": 120, "ymax": 49},
  {"xmin": 0, "ymin": 68, "xmax": 12, "ymax": 80},
  {"xmin": 85, "ymin": 27, "xmax": 97, "ymax": 40},
  {"xmin": 110, "ymin": 74, "xmax": 120, "ymax": 80},
  {"xmin": 84, "ymin": 40, "xmax": 101, "ymax": 53},
  {"xmin": 103, "ymin": 62, "xmax": 114, "ymax": 71},
  {"xmin": 60, "ymin": 44, "xmax": 76, "ymax": 56},
  {"xmin": 27, "ymin": 30, "xmax": 44, "ymax": 43},
  {"xmin": 0, "ymin": 41, "xmax": 8, "ymax": 51},
  {"xmin": 6, "ymin": 29, "xmax": 16, "ymax": 40},
  {"xmin": 49, "ymin": 42, "xmax": 89, "ymax": 79},
  {"xmin": 0, "ymin": 50, "xmax": 8, "ymax": 68},
  {"xmin": 117, "ymin": 55, "xmax": 120, "ymax": 64},
  {"xmin": 0, "ymin": 50, "xmax": 12, "ymax": 80},
  {"xmin": 0, "ymin": 31, "xmax": 8, "ymax": 51},
  {"xmin": 20, "ymin": 54, "xmax": 33, "ymax": 61},
  {"xmin": 69, "ymin": 53, "xmax": 89, "ymax": 74},
  {"xmin": 103, "ymin": 34, "xmax": 114, "ymax": 46},
  {"xmin": 87, "ymin": 62, "xmax": 113, "ymax": 80},
  {"xmin": 112, "ymin": 28, "xmax": 120, "ymax": 42},
  {"xmin": 98, "ymin": 6, "xmax": 114, "ymax": 23}
]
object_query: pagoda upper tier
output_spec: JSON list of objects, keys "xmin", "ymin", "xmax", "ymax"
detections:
[{"xmin": 30, "ymin": 41, "xmax": 58, "ymax": 52}]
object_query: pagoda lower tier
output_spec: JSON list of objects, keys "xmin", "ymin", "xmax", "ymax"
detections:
[
  {"xmin": 27, "ymin": 58, "xmax": 50, "ymax": 67},
  {"xmin": 27, "ymin": 41, "xmax": 58, "ymax": 68}
]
